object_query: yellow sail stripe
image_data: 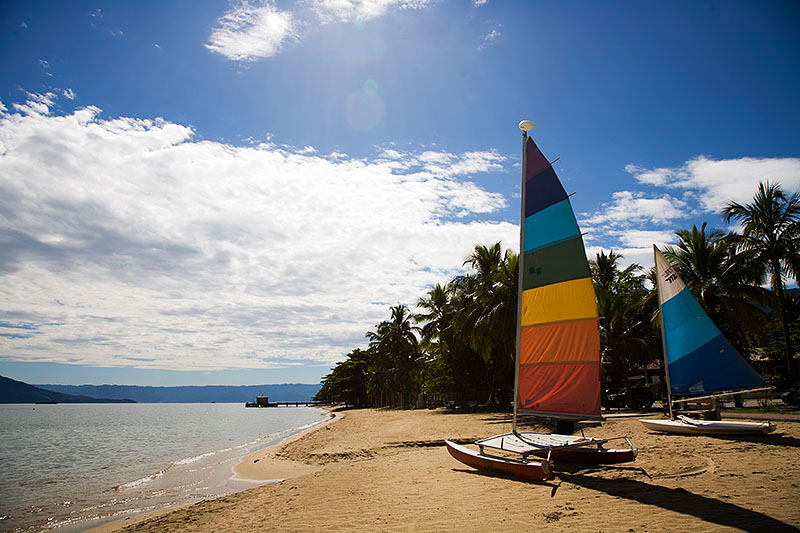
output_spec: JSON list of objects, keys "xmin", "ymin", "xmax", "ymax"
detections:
[{"xmin": 520, "ymin": 277, "xmax": 598, "ymax": 327}]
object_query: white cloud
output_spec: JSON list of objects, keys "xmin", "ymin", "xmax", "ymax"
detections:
[
  {"xmin": 611, "ymin": 229, "xmax": 677, "ymax": 249},
  {"xmin": 444, "ymin": 150, "xmax": 505, "ymax": 175},
  {"xmin": 478, "ymin": 26, "xmax": 500, "ymax": 50},
  {"xmin": 206, "ymin": 1, "xmax": 296, "ymax": 61},
  {"xmin": 0, "ymin": 93, "xmax": 515, "ymax": 372},
  {"xmin": 474, "ymin": 0, "xmax": 488, "ymax": 6},
  {"xmin": 626, "ymin": 156, "xmax": 800, "ymax": 212},
  {"xmin": 12, "ymin": 92, "xmax": 56, "ymax": 116},
  {"xmin": 313, "ymin": 0, "xmax": 435, "ymax": 24},
  {"xmin": 585, "ymin": 245, "xmax": 658, "ymax": 274},
  {"xmin": 417, "ymin": 150, "xmax": 455, "ymax": 165},
  {"xmin": 376, "ymin": 147, "xmax": 506, "ymax": 181},
  {"xmin": 584, "ymin": 229, "xmax": 677, "ymax": 273},
  {"xmin": 682, "ymin": 156, "xmax": 800, "ymax": 211},
  {"xmin": 207, "ymin": 1, "xmax": 437, "ymax": 61},
  {"xmin": 585, "ymin": 190, "xmax": 688, "ymax": 225},
  {"xmin": 624, "ymin": 164, "xmax": 678, "ymax": 186},
  {"xmin": 589, "ymin": 154, "xmax": 800, "ymax": 272},
  {"xmin": 63, "ymin": 89, "xmax": 76, "ymax": 100}
]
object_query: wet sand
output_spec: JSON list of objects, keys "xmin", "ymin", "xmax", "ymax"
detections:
[{"xmin": 102, "ymin": 408, "xmax": 800, "ymax": 532}]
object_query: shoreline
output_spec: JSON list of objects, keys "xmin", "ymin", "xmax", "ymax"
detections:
[
  {"xmin": 82, "ymin": 408, "xmax": 340, "ymax": 533},
  {"xmin": 89, "ymin": 407, "xmax": 800, "ymax": 532},
  {"xmin": 230, "ymin": 409, "xmax": 342, "ymax": 482}
]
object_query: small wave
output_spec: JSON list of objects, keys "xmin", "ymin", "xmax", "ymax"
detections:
[
  {"xmin": 115, "ymin": 413, "xmax": 329, "ymax": 492},
  {"xmin": 173, "ymin": 451, "xmax": 217, "ymax": 466},
  {"xmin": 115, "ymin": 470, "xmax": 165, "ymax": 490}
]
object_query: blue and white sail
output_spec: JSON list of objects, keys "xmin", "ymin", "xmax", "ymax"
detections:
[{"xmin": 654, "ymin": 246, "xmax": 766, "ymax": 396}]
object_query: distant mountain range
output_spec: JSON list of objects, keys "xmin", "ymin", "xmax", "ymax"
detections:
[
  {"xmin": 0, "ymin": 376, "xmax": 136, "ymax": 403},
  {"xmin": 33, "ymin": 383, "xmax": 322, "ymax": 403}
]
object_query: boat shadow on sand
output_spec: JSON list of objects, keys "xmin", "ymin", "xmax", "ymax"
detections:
[
  {"xmin": 555, "ymin": 470, "xmax": 798, "ymax": 533},
  {"xmin": 452, "ymin": 463, "xmax": 797, "ymax": 532}
]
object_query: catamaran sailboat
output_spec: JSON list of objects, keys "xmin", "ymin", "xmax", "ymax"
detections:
[
  {"xmin": 446, "ymin": 121, "xmax": 636, "ymax": 480},
  {"xmin": 639, "ymin": 246, "xmax": 775, "ymax": 435}
]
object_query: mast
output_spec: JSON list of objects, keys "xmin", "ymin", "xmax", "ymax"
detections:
[
  {"xmin": 513, "ymin": 121, "xmax": 533, "ymax": 432},
  {"xmin": 654, "ymin": 245, "xmax": 674, "ymax": 419},
  {"xmin": 514, "ymin": 122, "xmax": 601, "ymax": 422}
]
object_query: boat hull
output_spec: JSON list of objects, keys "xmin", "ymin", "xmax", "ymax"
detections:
[
  {"xmin": 528, "ymin": 445, "xmax": 637, "ymax": 464},
  {"xmin": 639, "ymin": 418, "xmax": 775, "ymax": 435},
  {"xmin": 445, "ymin": 441, "xmax": 550, "ymax": 481}
]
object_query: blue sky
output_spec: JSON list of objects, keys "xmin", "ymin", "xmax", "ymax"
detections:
[{"xmin": 1, "ymin": 0, "xmax": 799, "ymax": 386}]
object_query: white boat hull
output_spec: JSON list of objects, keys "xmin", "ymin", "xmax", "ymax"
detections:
[
  {"xmin": 640, "ymin": 417, "xmax": 775, "ymax": 435},
  {"xmin": 477, "ymin": 432, "xmax": 637, "ymax": 464}
]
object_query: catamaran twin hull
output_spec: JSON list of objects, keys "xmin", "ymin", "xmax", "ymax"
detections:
[
  {"xmin": 445, "ymin": 125, "xmax": 636, "ymax": 481},
  {"xmin": 639, "ymin": 416, "xmax": 775, "ymax": 436},
  {"xmin": 445, "ymin": 432, "xmax": 637, "ymax": 481}
]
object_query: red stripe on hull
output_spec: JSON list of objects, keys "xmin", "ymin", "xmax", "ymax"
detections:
[
  {"xmin": 529, "ymin": 446, "xmax": 637, "ymax": 465},
  {"xmin": 445, "ymin": 441, "xmax": 550, "ymax": 481}
]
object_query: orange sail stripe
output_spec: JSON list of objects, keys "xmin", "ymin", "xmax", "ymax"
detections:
[
  {"xmin": 520, "ymin": 319, "xmax": 600, "ymax": 366},
  {"xmin": 518, "ymin": 362, "xmax": 601, "ymax": 416},
  {"xmin": 520, "ymin": 277, "xmax": 598, "ymax": 327}
]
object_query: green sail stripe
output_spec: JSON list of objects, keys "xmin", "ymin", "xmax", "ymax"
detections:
[{"xmin": 522, "ymin": 236, "xmax": 591, "ymax": 291}]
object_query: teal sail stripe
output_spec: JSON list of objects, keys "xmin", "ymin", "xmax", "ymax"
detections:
[
  {"xmin": 523, "ymin": 199, "xmax": 581, "ymax": 253},
  {"xmin": 662, "ymin": 287, "xmax": 719, "ymax": 364}
]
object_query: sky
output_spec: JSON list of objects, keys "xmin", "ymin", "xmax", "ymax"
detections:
[{"xmin": 1, "ymin": 1, "xmax": 799, "ymax": 386}]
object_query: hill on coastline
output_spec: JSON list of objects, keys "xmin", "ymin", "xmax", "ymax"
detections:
[
  {"xmin": 0, "ymin": 376, "xmax": 136, "ymax": 403},
  {"xmin": 34, "ymin": 383, "xmax": 321, "ymax": 403}
]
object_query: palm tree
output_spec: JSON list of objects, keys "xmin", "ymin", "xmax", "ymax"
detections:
[
  {"xmin": 663, "ymin": 223, "xmax": 769, "ymax": 353},
  {"xmin": 366, "ymin": 304, "xmax": 422, "ymax": 407},
  {"xmin": 314, "ymin": 348, "xmax": 370, "ymax": 407},
  {"xmin": 590, "ymin": 250, "xmax": 642, "ymax": 293},
  {"xmin": 414, "ymin": 282, "xmax": 488, "ymax": 402},
  {"xmin": 414, "ymin": 283, "xmax": 452, "ymax": 359},
  {"xmin": 455, "ymin": 242, "xmax": 518, "ymax": 406},
  {"xmin": 589, "ymin": 251, "xmax": 658, "ymax": 387},
  {"xmin": 595, "ymin": 284, "xmax": 654, "ymax": 386},
  {"xmin": 722, "ymin": 182, "xmax": 800, "ymax": 380}
]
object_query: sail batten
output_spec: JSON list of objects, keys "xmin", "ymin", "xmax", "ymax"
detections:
[
  {"xmin": 654, "ymin": 247, "xmax": 766, "ymax": 396},
  {"xmin": 516, "ymin": 135, "xmax": 601, "ymax": 419}
]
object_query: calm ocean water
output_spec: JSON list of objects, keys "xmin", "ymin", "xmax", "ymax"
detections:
[{"xmin": 0, "ymin": 403, "xmax": 328, "ymax": 532}]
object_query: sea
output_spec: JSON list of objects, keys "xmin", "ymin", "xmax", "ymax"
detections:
[{"xmin": 0, "ymin": 403, "xmax": 329, "ymax": 532}]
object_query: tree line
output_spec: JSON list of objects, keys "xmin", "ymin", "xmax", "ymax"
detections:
[{"xmin": 314, "ymin": 182, "xmax": 800, "ymax": 408}]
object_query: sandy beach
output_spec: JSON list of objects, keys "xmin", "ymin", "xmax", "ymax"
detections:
[{"xmin": 100, "ymin": 407, "xmax": 800, "ymax": 532}]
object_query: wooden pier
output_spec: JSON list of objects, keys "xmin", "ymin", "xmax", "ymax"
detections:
[{"xmin": 245, "ymin": 396, "xmax": 326, "ymax": 408}]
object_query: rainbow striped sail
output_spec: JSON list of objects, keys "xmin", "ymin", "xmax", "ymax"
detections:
[
  {"xmin": 517, "ymin": 136, "xmax": 601, "ymax": 419},
  {"xmin": 654, "ymin": 246, "xmax": 766, "ymax": 395}
]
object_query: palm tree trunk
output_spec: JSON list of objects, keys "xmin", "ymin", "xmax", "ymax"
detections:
[{"xmin": 773, "ymin": 258, "xmax": 795, "ymax": 382}]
